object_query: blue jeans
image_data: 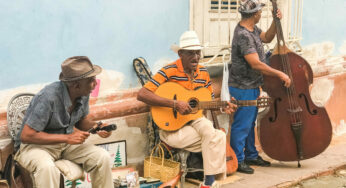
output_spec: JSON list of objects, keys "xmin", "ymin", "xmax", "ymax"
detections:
[{"xmin": 229, "ymin": 86, "xmax": 260, "ymax": 163}]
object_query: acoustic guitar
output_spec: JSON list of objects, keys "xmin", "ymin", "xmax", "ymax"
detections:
[
  {"xmin": 211, "ymin": 110, "xmax": 238, "ymax": 175},
  {"xmin": 151, "ymin": 82, "xmax": 271, "ymax": 131}
]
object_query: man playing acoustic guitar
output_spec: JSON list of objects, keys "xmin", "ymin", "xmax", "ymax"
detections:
[{"xmin": 137, "ymin": 31, "xmax": 236, "ymax": 188}]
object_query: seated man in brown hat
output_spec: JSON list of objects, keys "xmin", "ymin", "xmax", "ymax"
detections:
[
  {"xmin": 137, "ymin": 31, "xmax": 237, "ymax": 188},
  {"xmin": 14, "ymin": 56, "xmax": 113, "ymax": 188}
]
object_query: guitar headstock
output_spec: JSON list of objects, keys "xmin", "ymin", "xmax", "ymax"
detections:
[{"xmin": 257, "ymin": 97, "xmax": 272, "ymax": 108}]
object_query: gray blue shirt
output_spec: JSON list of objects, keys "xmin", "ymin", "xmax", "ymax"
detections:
[
  {"xmin": 15, "ymin": 81, "xmax": 90, "ymax": 150},
  {"xmin": 228, "ymin": 24, "xmax": 265, "ymax": 89}
]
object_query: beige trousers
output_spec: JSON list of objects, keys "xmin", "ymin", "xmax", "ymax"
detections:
[
  {"xmin": 15, "ymin": 143, "xmax": 113, "ymax": 188},
  {"xmin": 159, "ymin": 117, "xmax": 226, "ymax": 178}
]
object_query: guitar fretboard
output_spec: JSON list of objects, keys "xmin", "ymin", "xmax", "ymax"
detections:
[{"xmin": 198, "ymin": 99, "xmax": 259, "ymax": 110}]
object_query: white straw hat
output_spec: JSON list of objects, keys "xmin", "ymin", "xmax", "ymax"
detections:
[{"xmin": 171, "ymin": 30, "xmax": 202, "ymax": 53}]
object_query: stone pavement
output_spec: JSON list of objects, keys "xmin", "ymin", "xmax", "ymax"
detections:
[{"xmin": 186, "ymin": 133, "xmax": 346, "ymax": 188}]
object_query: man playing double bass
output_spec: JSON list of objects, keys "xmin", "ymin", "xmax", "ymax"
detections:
[
  {"xmin": 137, "ymin": 30, "xmax": 237, "ymax": 188},
  {"xmin": 228, "ymin": 0, "xmax": 291, "ymax": 174}
]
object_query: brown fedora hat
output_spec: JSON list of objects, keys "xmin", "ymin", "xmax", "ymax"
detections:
[{"xmin": 59, "ymin": 56, "xmax": 102, "ymax": 82}]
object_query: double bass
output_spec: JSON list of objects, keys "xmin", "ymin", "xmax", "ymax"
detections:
[{"xmin": 259, "ymin": 0, "xmax": 332, "ymax": 166}]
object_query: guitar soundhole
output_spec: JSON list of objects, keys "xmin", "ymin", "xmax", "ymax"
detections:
[{"xmin": 189, "ymin": 99, "xmax": 198, "ymax": 108}]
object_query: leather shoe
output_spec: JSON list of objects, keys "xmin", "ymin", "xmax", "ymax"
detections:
[
  {"xmin": 245, "ymin": 156, "xmax": 271, "ymax": 167},
  {"xmin": 237, "ymin": 161, "xmax": 254, "ymax": 174}
]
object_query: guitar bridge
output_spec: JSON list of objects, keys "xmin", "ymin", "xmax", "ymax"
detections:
[{"xmin": 173, "ymin": 94, "xmax": 177, "ymax": 119}]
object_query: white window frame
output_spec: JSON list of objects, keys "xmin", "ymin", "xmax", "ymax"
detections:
[{"xmin": 190, "ymin": 0, "xmax": 303, "ymax": 59}]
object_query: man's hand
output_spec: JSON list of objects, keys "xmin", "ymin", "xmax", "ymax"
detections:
[
  {"xmin": 274, "ymin": 9, "xmax": 282, "ymax": 19},
  {"xmin": 175, "ymin": 100, "xmax": 192, "ymax": 115},
  {"xmin": 278, "ymin": 72, "xmax": 291, "ymax": 88},
  {"xmin": 67, "ymin": 128, "xmax": 90, "ymax": 144},
  {"xmin": 96, "ymin": 123, "xmax": 112, "ymax": 138},
  {"xmin": 222, "ymin": 98, "xmax": 237, "ymax": 114}
]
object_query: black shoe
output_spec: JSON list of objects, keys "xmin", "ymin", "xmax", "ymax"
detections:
[
  {"xmin": 237, "ymin": 161, "xmax": 254, "ymax": 174},
  {"xmin": 245, "ymin": 156, "xmax": 271, "ymax": 167}
]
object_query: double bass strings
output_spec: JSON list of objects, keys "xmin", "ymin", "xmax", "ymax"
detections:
[{"xmin": 273, "ymin": 2, "xmax": 301, "ymax": 125}]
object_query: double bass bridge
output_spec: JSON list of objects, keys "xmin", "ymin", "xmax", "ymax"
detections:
[{"xmin": 287, "ymin": 106, "xmax": 303, "ymax": 114}]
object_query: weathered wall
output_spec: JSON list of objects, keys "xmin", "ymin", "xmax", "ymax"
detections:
[
  {"xmin": 0, "ymin": 0, "xmax": 189, "ymax": 91},
  {"xmin": 301, "ymin": 0, "xmax": 346, "ymax": 54}
]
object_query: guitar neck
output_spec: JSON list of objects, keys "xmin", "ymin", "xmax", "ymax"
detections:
[{"xmin": 198, "ymin": 99, "xmax": 259, "ymax": 110}]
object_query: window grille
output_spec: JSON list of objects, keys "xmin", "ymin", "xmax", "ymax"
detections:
[{"xmin": 210, "ymin": 0, "xmax": 238, "ymax": 11}]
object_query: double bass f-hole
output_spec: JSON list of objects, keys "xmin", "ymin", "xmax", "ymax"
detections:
[
  {"xmin": 269, "ymin": 97, "xmax": 282, "ymax": 122},
  {"xmin": 299, "ymin": 93, "xmax": 318, "ymax": 115}
]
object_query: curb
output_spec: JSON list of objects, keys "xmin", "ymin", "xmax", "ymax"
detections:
[{"xmin": 272, "ymin": 163, "xmax": 346, "ymax": 188}]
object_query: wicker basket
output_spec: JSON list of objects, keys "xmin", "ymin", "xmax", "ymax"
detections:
[{"xmin": 144, "ymin": 143, "xmax": 180, "ymax": 182}]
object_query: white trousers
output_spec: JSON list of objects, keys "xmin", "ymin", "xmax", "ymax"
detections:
[
  {"xmin": 15, "ymin": 143, "xmax": 113, "ymax": 188},
  {"xmin": 160, "ymin": 117, "xmax": 226, "ymax": 179}
]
